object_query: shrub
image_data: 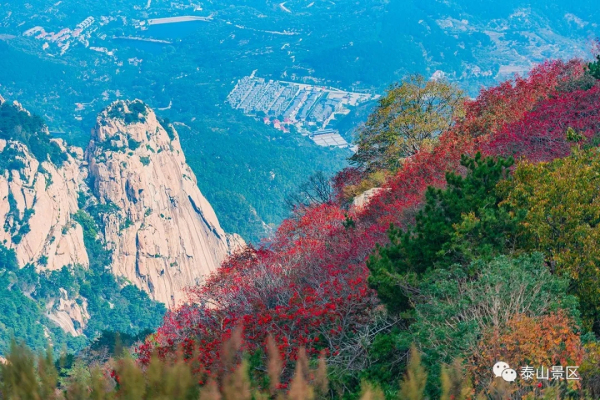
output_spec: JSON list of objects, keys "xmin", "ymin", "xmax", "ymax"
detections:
[
  {"xmin": 106, "ymin": 101, "xmax": 148, "ymax": 124},
  {"xmin": 128, "ymin": 138, "xmax": 141, "ymax": 150}
]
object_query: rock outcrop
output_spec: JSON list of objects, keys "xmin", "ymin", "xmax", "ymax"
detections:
[
  {"xmin": 46, "ymin": 288, "xmax": 90, "ymax": 337},
  {"xmin": 86, "ymin": 101, "xmax": 243, "ymax": 306},
  {"xmin": 0, "ymin": 98, "xmax": 243, "ymax": 325},
  {"xmin": 351, "ymin": 187, "xmax": 386, "ymax": 210},
  {"xmin": 0, "ymin": 139, "xmax": 89, "ymax": 271}
]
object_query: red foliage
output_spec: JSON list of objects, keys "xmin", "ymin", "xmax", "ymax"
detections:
[
  {"xmin": 331, "ymin": 167, "xmax": 363, "ymax": 202},
  {"xmin": 139, "ymin": 204, "xmax": 381, "ymax": 379},
  {"xmin": 140, "ymin": 58, "xmax": 600, "ymax": 384},
  {"xmin": 485, "ymin": 85, "xmax": 600, "ymax": 162},
  {"xmin": 456, "ymin": 59, "xmax": 587, "ymax": 137},
  {"xmin": 363, "ymin": 59, "xmax": 592, "ymax": 228}
]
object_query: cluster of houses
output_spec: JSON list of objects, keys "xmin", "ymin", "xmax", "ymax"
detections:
[
  {"xmin": 227, "ymin": 75, "xmax": 376, "ymax": 149},
  {"xmin": 23, "ymin": 16, "xmax": 96, "ymax": 55}
]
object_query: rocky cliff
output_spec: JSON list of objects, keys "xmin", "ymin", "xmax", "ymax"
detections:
[
  {"xmin": 0, "ymin": 99, "xmax": 242, "ymax": 318},
  {"xmin": 86, "ymin": 101, "xmax": 243, "ymax": 306},
  {"xmin": 0, "ymin": 100, "xmax": 91, "ymax": 336},
  {"xmin": 0, "ymin": 107, "xmax": 89, "ymax": 272}
]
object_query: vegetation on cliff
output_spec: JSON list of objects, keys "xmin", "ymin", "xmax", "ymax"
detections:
[
  {"xmin": 0, "ymin": 106, "xmax": 165, "ymax": 355},
  {"xmin": 0, "ymin": 102, "xmax": 67, "ymax": 166}
]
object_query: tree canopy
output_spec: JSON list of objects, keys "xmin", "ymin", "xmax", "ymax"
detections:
[
  {"xmin": 367, "ymin": 153, "xmax": 516, "ymax": 314},
  {"xmin": 351, "ymin": 75, "xmax": 465, "ymax": 172},
  {"xmin": 502, "ymin": 148, "xmax": 600, "ymax": 329},
  {"xmin": 0, "ymin": 102, "xmax": 67, "ymax": 166}
]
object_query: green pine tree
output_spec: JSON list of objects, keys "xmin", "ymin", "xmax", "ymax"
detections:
[
  {"xmin": 367, "ymin": 153, "xmax": 516, "ymax": 313},
  {"xmin": 588, "ymin": 54, "xmax": 600, "ymax": 80}
]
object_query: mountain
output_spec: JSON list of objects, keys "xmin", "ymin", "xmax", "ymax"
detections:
[
  {"xmin": 0, "ymin": 96, "xmax": 240, "ymax": 352},
  {"xmin": 86, "ymin": 101, "xmax": 244, "ymax": 306}
]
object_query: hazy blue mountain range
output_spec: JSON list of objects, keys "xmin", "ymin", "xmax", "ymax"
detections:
[{"xmin": 0, "ymin": 0, "xmax": 597, "ymax": 241}]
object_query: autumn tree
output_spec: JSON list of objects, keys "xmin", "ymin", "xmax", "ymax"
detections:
[
  {"xmin": 470, "ymin": 311, "xmax": 582, "ymax": 396},
  {"xmin": 485, "ymin": 85, "xmax": 600, "ymax": 163},
  {"xmin": 502, "ymin": 148, "xmax": 600, "ymax": 330},
  {"xmin": 456, "ymin": 59, "xmax": 588, "ymax": 138},
  {"xmin": 351, "ymin": 75, "xmax": 465, "ymax": 172}
]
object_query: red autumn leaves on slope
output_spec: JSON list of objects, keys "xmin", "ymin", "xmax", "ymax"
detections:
[{"xmin": 138, "ymin": 59, "xmax": 599, "ymax": 380}]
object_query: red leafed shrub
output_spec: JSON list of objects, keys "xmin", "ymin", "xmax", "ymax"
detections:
[
  {"xmin": 485, "ymin": 85, "xmax": 600, "ymax": 162},
  {"xmin": 140, "ymin": 58, "xmax": 599, "ymax": 386},
  {"xmin": 331, "ymin": 167, "xmax": 363, "ymax": 202},
  {"xmin": 360, "ymin": 130, "xmax": 478, "ymax": 229},
  {"xmin": 359, "ymin": 59, "xmax": 590, "ymax": 228},
  {"xmin": 456, "ymin": 59, "xmax": 587, "ymax": 138},
  {"xmin": 139, "ymin": 204, "xmax": 382, "ymax": 380}
]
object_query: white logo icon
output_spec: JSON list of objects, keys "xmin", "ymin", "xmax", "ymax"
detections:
[
  {"xmin": 493, "ymin": 361, "xmax": 510, "ymax": 378},
  {"xmin": 502, "ymin": 368, "xmax": 517, "ymax": 382}
]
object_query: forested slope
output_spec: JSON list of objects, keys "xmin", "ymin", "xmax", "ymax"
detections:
[{"xmin": 139, "ymin": 57, "xmax": 600, "ymax": 398}]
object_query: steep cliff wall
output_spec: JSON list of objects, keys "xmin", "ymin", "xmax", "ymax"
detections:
[
  {"xmin": 86, "ymin": 100, "xmax": 243, "ymax": 306},
  {"xmin": 0, "ymin": 100, "xmax": 90, "ymax": 336},
  {"xmin": 0, "ymin": 139, "xmax": 89, "ymax": 271},
  {"xmin": 0, "ymin": 98, "xmax": 244, "ymax": 347}
]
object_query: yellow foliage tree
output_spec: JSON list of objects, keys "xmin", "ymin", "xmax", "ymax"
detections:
[
  {"xmin": 470, "ymin": 312, "xmax": 582, "ymax": 397},
  {"xmin": 501, "ymin": 148, "xmax": 600, "ymax": 328},
  {"xmin": 351, "ymin": 75, "xmax": 465, "ymax": 172}
]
